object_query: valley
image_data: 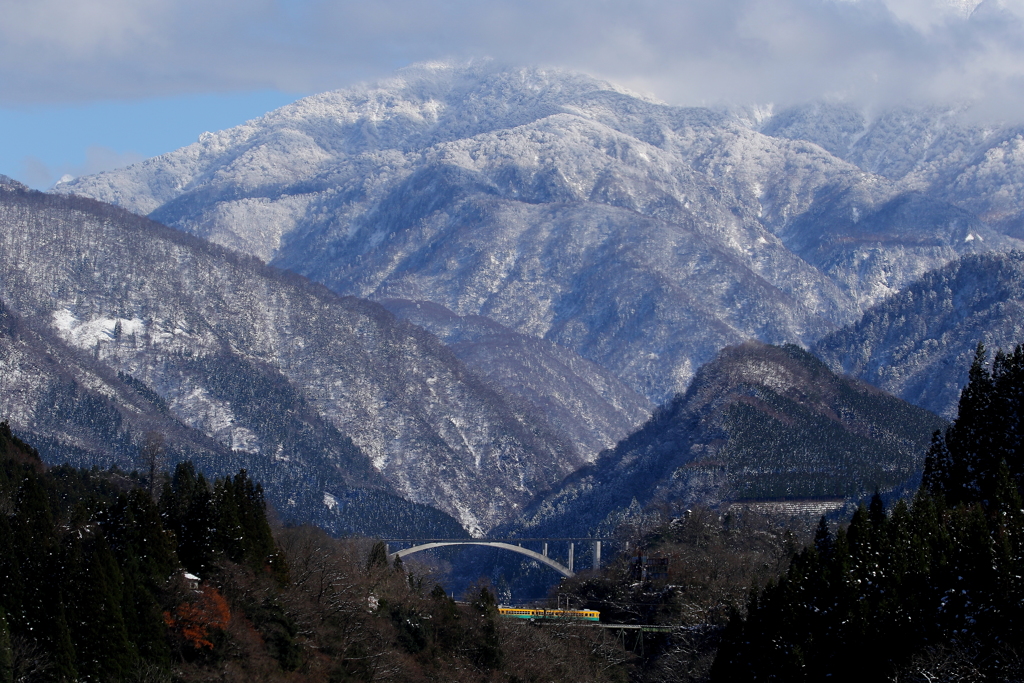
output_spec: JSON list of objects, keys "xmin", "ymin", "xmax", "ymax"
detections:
[
  {"xmin": 4, "ymin": 59, "xmax": 1024, "ymax": 682},
  {"xmin": 6, "ymin": 60, "xmax": 1024, "ymax": 549}
]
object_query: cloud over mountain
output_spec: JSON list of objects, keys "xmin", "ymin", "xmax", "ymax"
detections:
[{"xmin": 4, "ymin": 0, "xmax": 1024, "ymax": 120}]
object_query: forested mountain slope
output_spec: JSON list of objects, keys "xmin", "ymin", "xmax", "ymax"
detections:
[
  {"xmin": 56, "ymin": 63, "xmax": 1014, "ymax": 405},
  {"xmin": 0, "ymin": 182, "xmax": 581, "ymax": 534},
  {"xmin": 0, "ymin": 298, "xmax": 231, "ymax": 470},
  {"xmin": 815, "ymin": 251, "xmax": 1024, "ymax": 419},
  {"xmin": 759, "ymin": 100, "xmax": 1024, "ymax": 240},
  {"xmin": 507, "ymin": 341, "xmax": 944, "ymax": 539},
  {"xmin": 379, "ymin": 298, "xmax": 652, "ymax": 458}
]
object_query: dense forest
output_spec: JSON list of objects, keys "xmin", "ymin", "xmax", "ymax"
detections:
[
  {"xmin": 2, "ymin": 344, "xmax": 1023, "ymax": 681},
  {"xmin": 711, "ymin": 343, "xmax": 1024, "ymax": 682},
  {"xmin": 0, "ymin": 424, "xmax": 627, "ymax": 682}
]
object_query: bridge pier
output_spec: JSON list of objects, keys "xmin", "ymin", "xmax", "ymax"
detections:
[
  {"xmin": 593, "ymin": 541, "xmax": 601, "ymax": 569},
  {"xmin": 568, "ymin": 543, "xmax": 574, "ymax": 573},
  {"xmin": 543, "ymin": 542, "xmax": 548, "ymax": 558}
]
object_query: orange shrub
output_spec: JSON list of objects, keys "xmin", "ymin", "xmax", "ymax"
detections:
[{"xmin": 164, "ymin": 586, "xmax": 232, "ymax": 650}]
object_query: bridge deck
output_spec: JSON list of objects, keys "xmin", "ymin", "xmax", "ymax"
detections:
[
  {"xmin": 384, "ymin": 538, "xmax": 615, "ymax": 577},
  {"xmin": 382, "ymin": 538, "xmax": 615, "ymax": 542}
]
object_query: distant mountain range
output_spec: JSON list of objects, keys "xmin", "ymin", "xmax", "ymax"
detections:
[
  {"xmin": 23, "ymin": 62, "xmax": 1024, "ymax": 537},
  {"xmin": 762, "ymin": 101, "xmax": 1024, "ymax": 240},
  {"xmin": 56, "ymin": 63, "xmax": 1019, "ymax": 409}
]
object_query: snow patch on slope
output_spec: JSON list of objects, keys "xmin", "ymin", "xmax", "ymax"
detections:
[{"xmin": 52, "ymin": 309, "xmax": 145, "ymax": 348}]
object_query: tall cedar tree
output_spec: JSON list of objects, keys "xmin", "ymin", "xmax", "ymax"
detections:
[
  {"xmin": 713, "ymin": 344, "xmax": 1024, "ymax": 681},
  {"xmin": 0, "ymin": 433, "xmax": 282, "ymax": 680},
  {"xmin": 0, "ymin": 607, "xmax": 11, "ymax": 683},
  {"xmin": 161, "ymin": 462, "xmax": 217, "ymax": 576},
  {"xmin": 163, "ymin": 464, "xmax": 284, "ymax": 578},
  {"xmin": 923, "ymin": 342, "xmax": 1024, "ymax": 504}
]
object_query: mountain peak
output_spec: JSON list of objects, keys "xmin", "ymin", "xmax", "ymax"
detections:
[
  {"xmin": 55, "ymin": 63, "xmax": 1022, "ymax": 407},
  {"xmin": 511, "ymin": 340, "xmax": 944, "ymax": 538}
]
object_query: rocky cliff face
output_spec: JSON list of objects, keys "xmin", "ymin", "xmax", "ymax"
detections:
[
  {"xmin": 0, "ymin": 184, "xmax": 583, "ymax": 534},
  {"xmin": 57, "ymin": 63, "xmax": 1014, "ymax": 407}
]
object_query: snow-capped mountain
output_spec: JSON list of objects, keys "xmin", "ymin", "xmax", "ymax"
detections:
[
  {"xmin": 57, "ymin": 62, "xmax": 1014, "ymax": 407},
  {"xmin": 815, "ymin": 251, "xmax": 1024, "ymax": 419},
  {"xmin": 0, "ymin": 182, "xmax": 585, "ymax": 535},
  {"xmin": 759, "ymin": 101, "xmax": 1024, "ymax": 240}
]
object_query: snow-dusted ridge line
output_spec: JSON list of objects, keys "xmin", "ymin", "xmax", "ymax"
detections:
[
  {"xmin": 0, "ymin": 185, "xmax": 584, "ymax": 534},
  {"xmin": 56, "ymin": 61, "xmax": 1023, "ymax": 422}
]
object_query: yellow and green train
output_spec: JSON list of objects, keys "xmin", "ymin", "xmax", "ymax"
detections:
[{"xmin": 498, "ymin": 607, "xmax": 600, "ymax": 621}]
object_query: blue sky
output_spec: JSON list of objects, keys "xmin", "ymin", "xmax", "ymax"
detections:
[
  {"xmin": 1, "ymin": 91, "xmax": 304, "ymax": 188},
  {"xmin": 2, "ymin": 0, "xmax": 1022, "ymax": 190}
]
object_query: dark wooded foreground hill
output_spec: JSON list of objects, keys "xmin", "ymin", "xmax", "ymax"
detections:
[
  {"xmin": 0, "ymin": 427, "xmax": 631, "ymax": 683},
  {"xmin": 508, "ymin": 341, "xmax": 945, "ymax": 539}
]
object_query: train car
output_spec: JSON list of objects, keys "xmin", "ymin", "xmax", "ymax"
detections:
[{"xmin": 498, "ymin": 606, "xmax": 600, "ymax": 622}]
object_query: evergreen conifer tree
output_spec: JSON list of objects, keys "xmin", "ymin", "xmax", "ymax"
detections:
[
  {"xmin": 813, "ymin": 516, "xmax": 833, "ymax": 557},
  {"xmin": 0, "ymin": 513, "xmax": 22, "ymax": 635},
  {"xmin": 66, "ymin": 537, "xmax": 135, "ymax": 681},
  {"xmin": 366, "ymin": 541, "xmax": 389, "ymax": 571},
  {"xmin": 921, "ymin": 429, "xmax": 953, "ymax": 499},
  {"xmin": 162, "ymin": 463, "xmax": 216, "ymax": 575},
  {"xmin": 945, "ymin": 342, "xmax": 995, "ymax": 503},
  {"xmin": 924, "ymin": 341, "xmax": 1024, "ymax": 506},
  {"xmin": 11, "ymin": 473, "xmax": 61, "ymax": 654},
  {"xmin": 991, "ymin": 345, "xmax": 1024, "ymax": 491},
  {"xmin": 214, "ymin": 476, "xmax": 244, "ymax": 563},
  {"xmin": 233, "ymin": 472, "xmax": 278, "ymax": 570},
  {"xmin": 49, "ymin": 601, "xmax": 78, "ymax": 683},
  {"xmin": 0, "ymin": 607, "xmax": 12, "ymax": 683}
]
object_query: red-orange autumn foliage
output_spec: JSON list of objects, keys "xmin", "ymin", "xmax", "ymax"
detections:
[{"xmin": 164, "ymin": 586, "xmax": 232, "ymax": 650}]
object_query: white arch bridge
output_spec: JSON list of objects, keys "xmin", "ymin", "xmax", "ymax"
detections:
[{"xmin": 384, "ymin": 538, "xmax": 613, "ymax": 578}]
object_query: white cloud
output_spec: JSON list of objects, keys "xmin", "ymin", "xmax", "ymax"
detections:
[
  {"xmin": 20, "ymin": 146, "xmax": 145, "ymax": 189},
  {"xmin": 0, "ymin": 0, "xmax": 162, "ymax": 53},
  {"xmin": 2, "ymin": 0, "xmax": 1024, "ymax": 117}
]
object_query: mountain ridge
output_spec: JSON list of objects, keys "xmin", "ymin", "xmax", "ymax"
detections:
[
  {"xmin": 56, "ymin": 63, "xmax": 1018, "ymax": 407},
  {"xmin": 0, "ymin": 182, "xmax": 584, "ymax": 534},
  {"xmin": 815, "ymin": 249, "xmax": 1024, "ymax": 418},
  {"xmin": 507, "ymin": 341, "xmax": 945, "ymax": 539}
]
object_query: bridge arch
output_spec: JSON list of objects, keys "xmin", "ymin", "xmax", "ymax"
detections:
[{"xmin": 389, "ymin": 541, "xmax": 574, "ymax": 578}]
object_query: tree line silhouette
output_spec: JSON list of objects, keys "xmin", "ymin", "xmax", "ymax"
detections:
[{"xmin": 712, "ymin": 343, "xmax": 1024, "ymax": 681}]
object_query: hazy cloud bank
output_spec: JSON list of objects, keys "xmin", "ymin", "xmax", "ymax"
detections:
[
  {"xmin": 19, "ymin": 146, "xmax": 145, "ymax": 189},
  {"xmin": 1, "ymin": 0, "xmax": 1023, "ymax": 116}
]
